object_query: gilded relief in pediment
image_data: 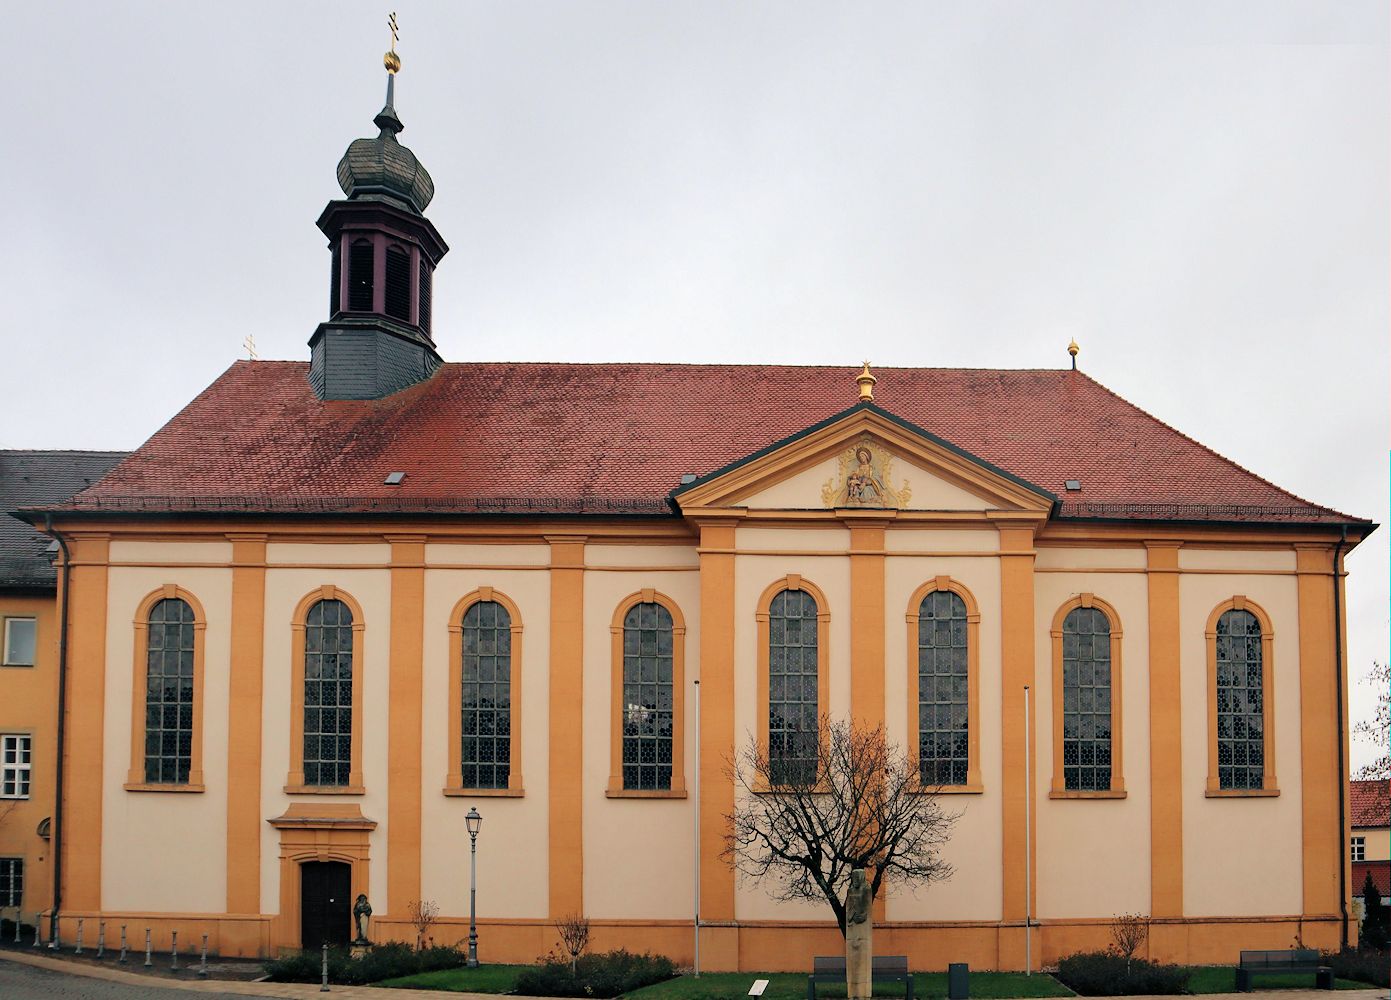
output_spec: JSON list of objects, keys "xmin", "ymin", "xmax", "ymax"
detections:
[{"xmin": 821, "ymin": 437, "xmax": 912, "ymax": 509}]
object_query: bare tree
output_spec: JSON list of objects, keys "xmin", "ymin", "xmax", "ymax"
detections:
[
  {"xmin": 1109, "ymin": 913, "xmax": 1149, "ymax": 973},
  {"xmin": 555, "ymin": 913, "xmax": 590, "ymax": 975},
  {"xmin": 723, "ymin": 716, "xmax": 956, "ymax": 936},
  {"xmin": 406, "ymin": 899, "xmax": 439, "ymax": 951},
  {"xmin": 1355, "ymin": 662, "xmax": 1389, "ymax": 793}
]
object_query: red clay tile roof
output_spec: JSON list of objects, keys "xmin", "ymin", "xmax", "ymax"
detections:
[
  {"xmin": 1352, "ymin": 779, "xmax": 1390, "ymax": 829},
  {"xmin": 42, "ymin": 361, "xmax": 1366, "ymax": 523},
  {"xmin": 1353, "ymin": 861, "xmax": 1390, "ymax": 899}
]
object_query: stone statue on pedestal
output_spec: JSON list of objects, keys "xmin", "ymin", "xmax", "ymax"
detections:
[
  {"xmin": 353, "ymin": 894, "xmax": 372, "ymax": 946},
  {"xmin": 845, "ymin": 868, "xmax": 873, "ymax": 1000}
]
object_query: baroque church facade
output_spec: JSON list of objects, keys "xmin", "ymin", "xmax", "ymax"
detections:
[{"xmin": 16, "ymin": 56, "xmax": 1374, "ymax": 969}]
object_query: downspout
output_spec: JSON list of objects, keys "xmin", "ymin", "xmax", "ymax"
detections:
[
  {"xmin": 42, "ymin": 515, "xmax": 70, "ymax": 948},
  {"xmin": 1332, "ymin": 525, "xmax": 1348, "ymax": 951}
]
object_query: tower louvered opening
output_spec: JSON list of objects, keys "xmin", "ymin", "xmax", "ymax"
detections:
[
  {"xmin": 418, "ymin": 259, "xmax": 432, "ymax": 335},
  {"xmin": 348, "ymin": 240, "xmax": 375, "ymax": 311},
  {"xmin": 329, "ymin": 243, "xmax": 341, "ymax": 315},
  {"xmin": 385, "ymin": 245, "xmax": 411, "ymax": 322}
]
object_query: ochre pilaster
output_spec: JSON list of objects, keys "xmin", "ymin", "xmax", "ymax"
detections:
[
  {"xmin": 226, "ymin": 534, "xmax": 267, "ymax": 914},
  {"xmin": 1145, "ymin": 542, "xmax": 1183, "ymax": 918},
  {"xmin": 547, "ymin": 536, "xmax": 586, "ymax": 917},
  {"xmin": 386, "ymin": 535, "xmax": 426, "ymax": 913},
  {"xmin": 1295, "ymin": 544, "xmax": 1340, "ymax": 922}
]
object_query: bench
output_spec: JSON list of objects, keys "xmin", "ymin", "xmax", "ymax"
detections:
[
  {"xmin": 1236, "ymin": 949, "xmax": 1333, "ymax": 992},
  {"xmin": 808, "ymin": 955, "xmax": 914, "ymax": 1000}
]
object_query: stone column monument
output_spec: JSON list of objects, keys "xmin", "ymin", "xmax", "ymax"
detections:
[{"xmin": 845, "ymin": 868, "xmax": 873, "ymax": 1000}]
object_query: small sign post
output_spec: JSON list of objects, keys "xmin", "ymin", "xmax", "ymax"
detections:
[{"xmin": 749, "ymin": 980, "xmax": 770, "ymax": 996}]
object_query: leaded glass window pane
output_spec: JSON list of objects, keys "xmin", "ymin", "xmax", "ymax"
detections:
[
  {"xmin": 768, "ymin": 589, "xmax": 819, "ymax": 786},
  {"xmin": 1061, "ymin": 606, "xmax": 1112, "ymax": 792},
  {"xmin": 0, "ymin": 858, "xmax": 21, "ymax": 908},
  {"xmin": 304, "ymin": 599, "xmax": 354, "ymax": 787},
  {"xmin": 462, "ymin": 601, "xmax": 511, "ymax": 790},
  {"xmin": 918, "ymin": 590, "xmax": 968, "ymax": 786},
  {"xmin": 144, "ymin": 598, "xmax": 195, "ymax": 784},
  {"xmin": 622, "ymin": 602, "xmax": 674, "ymax": 791},
  {"xmin": 1216, "ymin": 609, "xmax": 1264, "ymax": 790}
]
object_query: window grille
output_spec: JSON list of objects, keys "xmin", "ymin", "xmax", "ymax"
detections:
[
  {"xmin": 329, "ymin": 242, "xmax": 341, "ymax": 315},
  {"xmin": 1061, "ymin": 606, "xmax": 1112, "ymax": 791},
  {"xmin": 1216, "ymin": 609, "xmax": 1264, "ymax": 790},
  {"xmin": 768, "ymin": 589, "xmax": 819, "ymax": 785},
  {"xmin": 622, "ymin": 602, "xmax": 674, "ymax": 790},
  {"xmin": 918, "ymin": 590, "xmax": 968, "ymax": 785},
  {"xmin": 461, "ymin": 601, "xmax": 511, "ymax": 789},
  {"xmin": 304, "ymin": 599, "xmax": 354, "ymax": 787},
  {"xmin": 3, "ymin": 618, "xmax": 36, "ymax": 666},
  {"xmin": 1, "ymin": 735, "xmax": 31, "ymax": 798},
  {"xmin": 347, "ymin": 240, "xmax": 374, "ymax": 311},
  {"xmin": 144, "ymin": 598, "xmax": 195, "ymax": 784},
  {"xmin": 418, "ymin": 259, "xmax": 432, "ymax": 334},
  {"xmin": 1351, "ymin": 836, "xmax": 1366, "ymax": 862},
  {"xmin": 384, "ymin": 245, "xmax": 411, "ymax": 321},
  {"xmin": 0, "ymin": 858, "xmax": 21, "ymax": 908}
]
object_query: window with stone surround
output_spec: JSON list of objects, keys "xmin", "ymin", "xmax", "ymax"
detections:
[
  {"xmin": 461, "ymin": 600, "xmax": 513, "ymax": 790},
  {"xmin": 767, "ymin": 588, "xmax": 821, "ymax": 786},
  {"xmin": 1, "ymin": 736, "xmax": 31, "ymax": 799},
  {"xmin": 303, "ymin": 598, "xmax": 355, "ymax": 788}
]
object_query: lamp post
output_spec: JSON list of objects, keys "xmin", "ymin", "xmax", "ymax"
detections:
[{"xmin": 466, "ymin": 807, "xmax": 482, "ymax": 968}]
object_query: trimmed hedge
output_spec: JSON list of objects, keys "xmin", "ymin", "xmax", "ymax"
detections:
[
  {"xmin": 1322, "ymin": 947, "xmax": 1390, "ymax": 988},
  {"xmin": 514, "ymin": 949, "xmax": 678, "ymax": 998},
  {"xmin": 1055, "ymin": 950, "xmax": 1191, "ymax": 996},
  {"xmin": 264, "ymin": 941, "xmax": 466, "ymax": 984}
]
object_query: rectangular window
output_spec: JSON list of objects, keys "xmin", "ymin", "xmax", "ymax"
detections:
[
  {"xmin": 1351, "ymin": 836, "xmax": 1366, "ymax": 862},
  {"xmin": 1, "ymin": 736, "xmax": 31, "ymax": 798},
  {"xmin": 0, "ymin": 858, "xmax": 22, "ymax": 907},
  {"xmin": 3, "ymin": 618, "xmax": 36, "ymax": 666}
]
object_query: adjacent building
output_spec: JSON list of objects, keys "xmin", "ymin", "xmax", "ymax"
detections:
[
  {"xmin": 1351, "ymin": 778, "xmax": 1389, "ymax": 922},
  {"xmin": 12, "ymin": 58, "xmax": 1376, "ymax": 970}
]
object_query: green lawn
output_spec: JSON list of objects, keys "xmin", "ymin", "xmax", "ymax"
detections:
[
  {"xmin": 1184, "ymin": 966, "xmax": 1377, "ymax": 993},
  {"xmin": 377, "ymin": 963, "xmax": 530, "ymax": 992}
]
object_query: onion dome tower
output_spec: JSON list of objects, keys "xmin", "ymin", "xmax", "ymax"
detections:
[{"xmin": 309, "ymin": 23, "xmax": 449, "ymax": 400}]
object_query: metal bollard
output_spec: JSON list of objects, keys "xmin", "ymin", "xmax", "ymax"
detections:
[
  {"xmin": 13, "ymin": 910, "xmax": 20, "ymax": 943},
  {"xmin": 143, "ymin": 928, "xmax": 152, "ymax": 968},
  {"xmin": 75, "ymin": 917, "xmax": 83, "ymax": 955},
  {"xmin": 170, "ymin": 929, "xmax": 179, "ymax": 971},
  {"xmin": 198, "ymin": 933, "xmax": 208, "ymax": 978},
  {"xmin": 47, "ymin": 913, "xmax": 57, "ymax": 950},
  {"xmin": 119, "ymin": 924, "xmax": 128, "ymax": 964},
  {"xmin": 32, "ymin": 911, "xmax": 41, "ymax": 948},
  {"xmin": 320, "ymin": 940, "xmax": 330, "ymax": 992},
  {"xmin": 97, "ymin": 920, "xmax": 105, "ymax": 960}
]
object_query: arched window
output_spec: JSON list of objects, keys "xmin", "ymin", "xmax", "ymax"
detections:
[
  {"xmin": 144, "ymin": 597, "xmax": 196, "ymax": 784},
  {"xmin": 1206, "ymin": 598, "xmax": 1276, "ymax": 795},
  {"xmin": 1050, "ymin": 595, "xmax": 1125, "ymax": 797},
  {"xmin": 384, "ymin": 244, "xmax": 411, "ymax": 321},
  {"xmin": 329, "ymin": 241, "xmax": 341, "ymax": 315},
  {"xmin": 768, "ymin": 588, "xmax": 821, "ymax": 785},
  {"xmin": 447, "ymin": 589, "xmax": 524, "ymax": 796},
  {"xmin": 620, "ymin": 602, "xmax": 674, "ymax": 791},
  {"xmin": 127, "ymin": 586, "xmax": 206, "ymax": 792},
  {"xmin": 303, "ymin": 598, "xmax": 355, "ymax": 787},
  {"xmin": 461, "ymin": 600, "xmax": 512, "ymax": 790},
  {"xmin": 347, "ymin": 239, "xmax": 374, "ymax": 311},
  {"xmin": 917, "ymin": 590, "xmax": 969, "ymax": 786}
]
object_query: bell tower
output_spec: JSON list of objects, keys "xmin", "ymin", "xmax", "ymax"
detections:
[{"xmin": 309, "ymin": 18, "xmax": 449, "ymax": 400}]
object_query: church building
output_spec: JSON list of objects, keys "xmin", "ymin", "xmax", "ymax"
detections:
[{"xmin": 14, "ymin": 50, "xmax": 1374, "ymax": 971}]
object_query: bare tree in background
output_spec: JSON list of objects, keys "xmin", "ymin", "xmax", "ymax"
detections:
[
  {"xmin": 1355, "ymin": 662, "xmax": 1389, "ymax": 816},
  {"xmin": 406, "ymin": 899, "xmax": 439, "ymax": 951},
  {"xmin": 555, "ymin": 913, "xmax": 590, "ymax": 975},
  {"xmin": 723, "ymin": 717, "xmax": 956, "ymax": 936},
  {"xmin": 1109, "ymin": 913, "xmax": 1149, "ymax": 973}
]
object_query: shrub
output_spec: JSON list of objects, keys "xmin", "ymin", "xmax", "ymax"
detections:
[
  {"xmin": 1362, "ymin": 873, "xmax": 1390, "ymax": 951},
  {"xmin": 1055, "ymin": 950, "xmax": 1191, "ymax": 996},
  {"xmin": 1322, "ymin": 947, "xmax": 1390, "ymax": 988},
  {"xmin": 263, "ymin": 941, "xmax": 466, "ymax": 984},
  {"xmin": 514, "ymin": 948, "xmax": 677, "ymax": 998}
]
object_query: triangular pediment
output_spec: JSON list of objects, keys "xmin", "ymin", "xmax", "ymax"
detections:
[{"xmin": 672, "ymin": 403, "xmax": 1056, "ymax": 516}]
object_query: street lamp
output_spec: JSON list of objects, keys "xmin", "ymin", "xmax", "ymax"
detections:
[{"xmin": 466, "ymin": 807, "xmax": 482, "ymax": 968}]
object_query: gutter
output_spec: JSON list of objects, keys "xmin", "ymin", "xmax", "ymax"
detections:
[
  {"xmin": 1333, "ymin": 525, "xmax": 1349, "ymax": 950},
  {"xmin": 41, "ymin": 515, "xmax": 70, "ymax": 949}
]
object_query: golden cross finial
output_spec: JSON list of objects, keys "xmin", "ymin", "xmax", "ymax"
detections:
[
  {"xmin": 856, "ymin": 360, "xmax": 876, "ymax": 402},
  {"xmin": 384, "ymin": 12, "xmax": 401, "ymax": 73},
  {"xmin": 242, "ymin": 334, "xmax": 258, "ymax": 361}
]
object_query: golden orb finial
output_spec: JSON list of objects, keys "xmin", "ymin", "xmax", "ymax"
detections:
[
  {"xmin": 1067, "ymin": 338, "xmax": 1079, "ymax": 370},
  {"xmin": 856, "ymin": 361, "xmax": 877, "ymax": 402},
  {"xmin": 384, "ymin": 12, "xmax": 401, "ymax": 74}
]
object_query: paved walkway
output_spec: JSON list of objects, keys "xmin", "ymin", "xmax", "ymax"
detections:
[{"xmin": 0, "ymin": 948, "xmax": 1385, "ymax": 1000}]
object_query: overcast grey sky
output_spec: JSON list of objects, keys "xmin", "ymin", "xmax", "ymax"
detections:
[{"xmin": 3, "ymin": 2, "xmax": 1386, "ymax": 763}]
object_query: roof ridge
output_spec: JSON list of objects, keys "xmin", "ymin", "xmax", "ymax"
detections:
[
  {"xmin": 0, "ymin": 449, "xmax": 130, "ymax": 456},
  {"xmin": 1072, "ymin": 371, "xmax": 1359, "ymax": 522}
]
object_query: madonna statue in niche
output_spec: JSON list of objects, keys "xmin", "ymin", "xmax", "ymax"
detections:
[{"xmin": 822, "ymin": 438, "xmax": 912, "ymax": 509}]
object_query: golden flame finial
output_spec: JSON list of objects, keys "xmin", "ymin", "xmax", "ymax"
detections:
[
  {"xmin": 384, "ymin": 12, "xmax": 401, "ymax": 74},
  {"xmin": 856, "ymin": 361, "xmax": 877, "ymax": 402},
  {"xmin": 1067, "ymin": 338, "xmax": 1079, "ymax": 370}
]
